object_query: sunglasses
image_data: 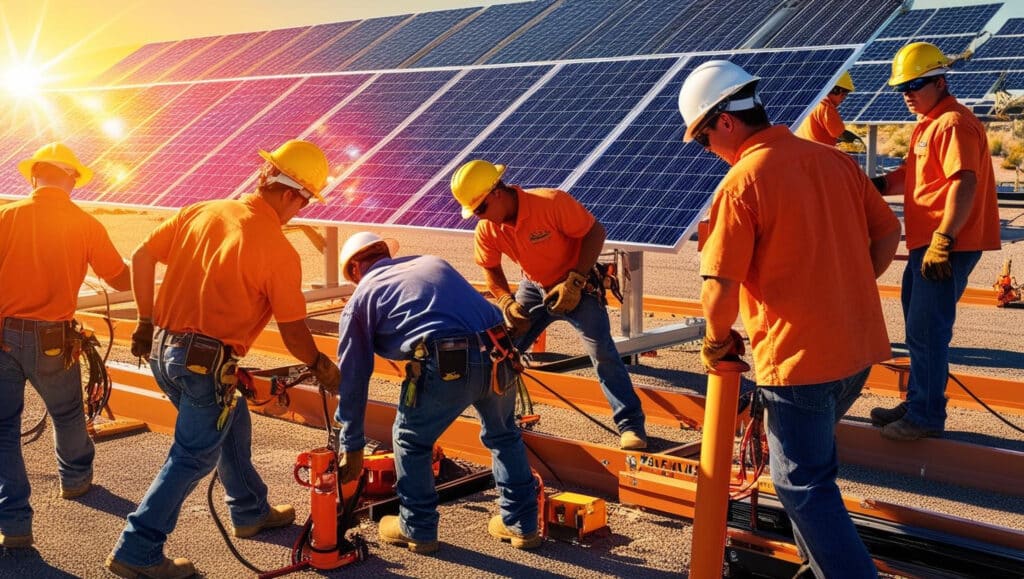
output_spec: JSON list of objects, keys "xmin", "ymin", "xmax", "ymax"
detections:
[
  {"xmin": 473, "ymin": 199, "xmax": 489, "ymax": 216},
  {"xmin": 692, "ymin": 113, "xmax": 721, "ymax": 148},
  {"xmin": 892, "ymin": 76, "xmax": 938, "ymax": 93},
  {"xmin": 830, "ymin": 87, "xmax": 851, "ymax": 96}
]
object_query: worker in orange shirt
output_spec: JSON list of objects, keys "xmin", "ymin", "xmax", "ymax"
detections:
[
  {"xmin": 451, "ymin": 160, "xmax": 647, "ymax": 450},
  {"xmin": 678, "ymin": 60, "xmax": 900, "ymax": 577},
  {"xmin": 869, "ymin": 43, "xmax": 1001, "ymax": 441},
  {"xmin": 106, "ymin": 140, "xmax": 341, "ymax": 579},
  {"xmin": 795, "ymin": 71, "xmax": 860, "ymax": 146},
  {"xmin": 0, "ymin": 143, "xmax": 131, "ymax": 550}
]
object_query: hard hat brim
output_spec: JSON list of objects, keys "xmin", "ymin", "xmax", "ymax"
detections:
[
  {"xmin": 259, "ymin": 149, "xmax": 325, "ymax": 203},
  {"xmin": 340, "ymin": 238, "xmax": 399, "ymax": 282},
  {"xmin": 458, "ymin": 163, "xmax": 505, "ymax": 219},
  {"xmin": 18, "ymin": 158, "xmax": 93, "ymax": 188}
]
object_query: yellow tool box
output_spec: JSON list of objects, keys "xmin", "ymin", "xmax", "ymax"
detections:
[{"xmin": 545, "ymin": 492, "xmax": 607, "ymax": 541}]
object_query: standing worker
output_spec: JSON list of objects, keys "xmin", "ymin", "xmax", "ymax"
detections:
[
  {"xmin": 870, "ymin": 42, "xmax": 1001, "ymax": 441},
  {"xmin": 795, "ymin": 71, "xmax": 860, "ymax": 146},
  {"xmin": 450, "ymin": 160, "xmax": 648, "ymax": 450},
  {"xmin": 678, "ymin": 60, "xmax": 900, "ymax": 577},
  {"xmin": 106, "ymin": 140, "xmax": 341, "ymax": 579},
  {"xmin": 334, "ymin": 232, "xmax": 540, "ymax": 553},
  {"xmin": 0, "ymin": 143, "xmax": 131, "ymax": 549}
]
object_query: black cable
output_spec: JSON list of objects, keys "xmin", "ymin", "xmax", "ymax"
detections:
[
  {"xmin": 206, "ymin": 471, "xmax": 267, "ymax": 574},
  {"xmin": 521, "ymin": 370, "xmax": 620, "ymax": 439},
  {"xmin": 947, "ymin": 372, "xmax": 1024, "ymax": 436}
]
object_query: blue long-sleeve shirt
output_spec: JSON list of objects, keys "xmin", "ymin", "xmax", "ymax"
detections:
[{"xmin": 335, "ymin": 255, "xmax": 502, "ymax": 450}]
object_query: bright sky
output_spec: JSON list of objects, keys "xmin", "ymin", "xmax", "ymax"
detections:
[{"xmin": 1, "ymin": 0, "xmax": 1022, "ymax": 88}]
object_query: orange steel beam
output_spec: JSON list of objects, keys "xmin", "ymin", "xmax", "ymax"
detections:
[
  {"xmin": 866, "ymin": 361, "xmax": 1024, "ymax": 416},
  {"xmin": 877, "ymin": 283, "xmax": 992, "ymax": 307}
]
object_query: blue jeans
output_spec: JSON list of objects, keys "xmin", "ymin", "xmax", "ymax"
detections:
[
  {"xmin": 514, "ymin": 279, "xmax": 646, "ymax": 436},
  {"xmin": 112, "ymin": 334, "xmax": 269, "ymax": 566},
  {"xmin": 389, "ymin": 342, "xmax": 537, "ymax": 542},
  {"xmin": 901, "ymin": 248, "xmax": 981, "ymax": 432},
  {"xmin": 0, "ymin": 321, "xmax": 94, "ymax": 537},
  {"xmin": 760, "ymin": 368, "xmax": 876, "ymax": 579}
]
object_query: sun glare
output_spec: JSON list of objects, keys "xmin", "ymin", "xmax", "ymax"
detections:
[{"xmin": 3, "ymin": 62, "xmax": 44, "ymax": 99}]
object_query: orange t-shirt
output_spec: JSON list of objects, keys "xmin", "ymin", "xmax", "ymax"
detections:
[
  {"xmin": 699, "ymin": 126, "xmax": 899, "ymax": 386},
  {"xmin": 903, "ymin": 95, "xmax": 1000, "ymax": 251},
  {"xmin": 144, "ymin": 194, "xmax": 307, "ymax": 355},
  {"xmin": 0, "ymin": 187, "xmax": 125, "ymax": 322},
  {"xmin": 795, "ymin": 98, "xmax": 845, "ymax": 145},
  {"xmin": 474, "ymin": 187, "xmax": 595, "ymax": 288}
]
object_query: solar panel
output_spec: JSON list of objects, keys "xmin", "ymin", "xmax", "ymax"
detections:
[
  {"xmin": 304, "ymin": 66, "xmax": 549, "ymax": 225},
  {"xmin": 346, "ymin": 8, "xmax": 479, "ymax": 71},
  {"xmin": 767, "ymin": 0, "xmax": 904, "ymax": 47},
  {"xmin": 295, "ymin": 15, "xmax": 411, "ymax": 74},
  {"xmin": 995, "ymin": 18, "xmax": 1024, "ymax": 36},
  {"xmin": 952, "ymin": 72, "xmax": 1002, "ymax": 99},
  {"xmin": 119, "ymin": 36, "xmax": 224, "ymax": 85},
  {"xmin": 861, "ymin": 35, "xmax": 975, "ymax": 62},
  {"xmin": 158, "ymin": 31, "xmax": 268, "ymax": 82},
  {"xmin": 973, "ymin": 36, "xmax": 1024, "ymax": 59},
  {"xmin": 412, "ymin": 1, "xmax": 555, "ymax": 68},
  {"xmin": 244, "ymin": 21, "xmax": 359, "ymax": 77},
  {"xmin": 563, "ymin": 0, "xmax": 695, "ymax": 60},
  {"xmin": 486, "ymin": 0, "xmax": 623, "ymax": 65},
  {"xmin": 877, "ymin": 9, "xmax": 935, "ymax": 38},
  {"xmin": 160, "ymin": 75, "xmax": 371, "ymax": 206},
  {"xmin": 660, "ymin": 0, "xmax": 779, "ymax": 52},
  {"xmin": 90, "ymin": 42, "xmax": 176, "ymax": 86},
  {"xmin": 199, "ymin": 27, "xmax": 311, "ymax": 80},
  {"xmin": 1004, "ymin": 71, "xmax": 1024, "ymax": 90},
  {"xmin": 916, "ymin": 3, "xmax": 1001, "ymax": 36}
]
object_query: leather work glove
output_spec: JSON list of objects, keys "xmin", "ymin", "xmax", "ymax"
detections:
[
  {"xmin": 543, "ymin": 271, "xmax": 588, "ymax": 315},
  {"xmin": 131, "ymin": 318, "xmax": 154, "ymax": 359},
  {"xmin": 311, "ymin": 352, "xmax": 341, "ymax": 395},
  {"xmin": 497, "ymin": 294, "xmax": 531, "ymax": 337},
  {"xmin": 700, "ymin": 329, "xmax": 745, "ymax": 371},
  {"xmin": 921, "ymin": 231, "xmax": 954, "ymax": 282},
  {"xmin": 339, "ymin": 449, "xmax": 364, "ymax": 484}
]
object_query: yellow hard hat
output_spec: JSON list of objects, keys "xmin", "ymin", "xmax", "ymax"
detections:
[
  {"xmin": 450, "ymin": 159, "xmax": 505, "ymax": 219},
  {"xmin": 835, "ymin": 71, "xmax": 855, "ymax": 92},
  {"xmin": 888, "ymin": 42, "xmax": 949, "ymax": 87},
  {"xmin": 258, "ymin": 139, "xmax": 329, "ymax": 202},
  {"xmin": 18, "ymin": 142, "xmax": 93, "ymax": 187}
]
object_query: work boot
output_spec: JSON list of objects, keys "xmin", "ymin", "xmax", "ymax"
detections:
[
  {"xmin": 232, "ymin": 504, "xmax": 295, "ymax": 538},
  {"xmin": 60, "ymin": 473, "xmax": 93, "ymax": 499},
  {"xmin": 869, "ymin": 402, "xmax": 907, "ymax": 427},
  {"xmin": 378, "ymin": 515, "xmax": 439, "ymax": 554},
  {"xmin": 880, "ymin": 417, "xmax": 941, "ymax": 442},
  {"xmin": 104, "ymin": 554, "xmax": 196, "ymax": 579},
  {"xmin": 0, "ymin": 531, "xmax": 33, "ymax": 548},
  {"xmin": 488, "ymin": 515, "xmax": 542, "ymax": 549},
  {"xmin": 620, "ymin": 431, "xmax": 647, "ymax": 450}
]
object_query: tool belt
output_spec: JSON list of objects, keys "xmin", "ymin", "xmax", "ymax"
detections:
[
  {"xmin": 156, "ymin": 328, "xmax": 241, "ymax": 430},
  {"xmin": 0, "ymin": 317, "xmax": 84, "ymax": 369}
]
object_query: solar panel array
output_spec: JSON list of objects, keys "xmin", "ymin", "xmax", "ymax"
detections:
[
  {"xmin": 3, "ymin": 0, "xmax": 907, "ymax": 249},
  {"xmin": 841, "ymin": 3, "xmax": 1005, "ymax": 123},
  {"xmin": 955, "ymin": 18, "xmax": 1024, "ymax": 92}
]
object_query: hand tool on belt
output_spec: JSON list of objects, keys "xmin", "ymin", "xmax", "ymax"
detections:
[{"xmin": 158, "ymin": 329, "xmax": 242, "ymax": 430}]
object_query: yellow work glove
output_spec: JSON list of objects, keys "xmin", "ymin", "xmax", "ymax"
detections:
[
  {"xmin": 339, "ymin": 449, "xmax": 364, "ymax": 484},
  {"xmin": 544, "ymin": 271, "xmax": 588, "ymax": 315},
  {"xmin": 497, "ymin": 294, "xmax": 531, "ymax": 337},
  {"xmin": 700, "ymin": 329, "xmax": 745, "ymax": 371},
  {"xmin": 921, "ymin": 231, "xmax": 953, "ymax": 282},
  {"xmin": 311, "ymin": 352, "xmax": 341, "ymax": 395}
]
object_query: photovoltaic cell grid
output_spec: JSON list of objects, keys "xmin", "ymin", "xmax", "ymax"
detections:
[
  {"xmin": 306, "ymin": 66, "xmax": 549, "ymax": 225},
  {"xmin": 973, "ymin": 37, "xmax": 1024, "ymax": 58},
  {"xmin": 766, "ymin": 0, "xmax": 904, "ymax": 47},
  {"xmin": 200, "ymin": 26, "xmax": 312, "ymax": 80},
  {"xmin": 171, "ymin": 75, "xmax": 371, "ymax": 203},
  {"xmin": 294, "ymin": 15, "xmax": 410, "ymax": 75},
  {"xmin": 346, "ymin": 8, "xmax": 478, "ymax": 71},
  {"xmin": 159, "ymin": 31, "xmax": 268, "ymax": 83},
  {"xmin": 995, "ymin": 18, "xmax": 1024, "ymax": 36},
  {"xmin": 412, "ymin": 0, "xmax": 555, "ymax": 68},
  {"xmin": 392, "ymin": 57, "xmax": 680, "ymax": 232},
  {"xmin": 244, "ymin": 21, "xmax": 359, "ymax": 78},
  {"xmin": 876, "ymin": 9, "xmax": 936, "ymax": 38},
  {"xmin": 487, "ymin": 0, "xmax": 624, "ymax": 65},
  {"xmin": 90, "ymin": 42, "xmax": 176, "ymax": 86},
  {"xmin": 564, "ymin": 0, "xmax": 695, "ymax": 60},
  {"xmin": 120, "ymin": 37, "xmax": 223, "ymax": 85},
  {"xmin": 860, "ymin": 35, "xmax": 975, "ymax": 62},
  {"xmin": 661, "ymin": 0, "xmax": 779, "ymax": 53},
  {"xmin": 74, "ymin": 82, "xmax": 241, "ymax": 201},
  {"xmin": 916, "ymin": 3, "xmax": 1001, "ymax": 36}
]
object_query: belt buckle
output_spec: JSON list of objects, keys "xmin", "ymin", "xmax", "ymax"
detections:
[{"xmin": 436, "ymin": 337, "xmax": 469, "ymax": 351}]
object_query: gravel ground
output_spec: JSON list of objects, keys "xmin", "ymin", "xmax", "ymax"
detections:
[{"xmin": 4, "ymin": 200, "xmax": 1023, "ymax": 578}]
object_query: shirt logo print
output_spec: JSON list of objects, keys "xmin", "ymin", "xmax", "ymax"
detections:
[{"xmin": 529, "ymin": 230, "xmax": 551, "ymax": 243}]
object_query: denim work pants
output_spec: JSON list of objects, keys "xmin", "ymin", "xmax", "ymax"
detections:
[
  {"xmin": 390, "ymin": 344, "xmax": 537, "ymax": 542},
  {"xmin": 112, "ymin": 337, "xmax": 269, "ymax": 566},
  {"xmin": 514, "ymin": 279, "xmax": 646, "ymax": 436},
  {"xmin": 901, "ymin": 248, "xmax": 981, "ymax": 432},
  {"xmin": 0, "ymin": 321, "xmax": 94, "ymax": 537},
  {"xmin": 759, "ymin": 368, "xmax": 876, "ymax": 579}
]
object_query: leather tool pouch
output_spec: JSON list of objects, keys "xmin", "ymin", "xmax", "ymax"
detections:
[
  {"xmin": 184, "ymin": 333, "xmax": 224, "ymax": 376},
  {"xmin": 38, "ymin": 323, "xmax": 66, "ymax": 358},
  {"xmin": 435, "ymin": 337, "xmax": 469, "ymax": 382}
]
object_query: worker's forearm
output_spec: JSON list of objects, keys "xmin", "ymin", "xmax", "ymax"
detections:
[
  {"xmin": 937, "ymin": 172, "xmax": 977, "ymax": 238},
  {"xmin": 277, "ymin": 319, "xmax": 321, "ymax": 365},
  {"xmin": 700, "ymin": 277, "xmax": 740, "ymax": 342},
  {"xmin": 483, "ymin": 266, "xmax": 512, "ymax": 298},
  {"xmin": 574, "ymin": 221, "xmax": 606, "ymax": 275},
  {"xmin": 131, "ymin": 245, "xmax": 157, "ymax": 320}
]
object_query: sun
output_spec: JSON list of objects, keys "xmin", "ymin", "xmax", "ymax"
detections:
[{"xmin": 3, "ymin": 61, "xmax": 45, "ymax": 99}]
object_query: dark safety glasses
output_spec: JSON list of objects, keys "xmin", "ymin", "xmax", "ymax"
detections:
[
  {"xmin": 692, "ymin": 113, "xmax": 720, "ymax": 148},
  {"xmin": 473, "ymin": 196, "xmax": 490, "ymax": 216},
  {"xmin": 892, "ymin": 76, "xmax": 937, "ymax": 93}
]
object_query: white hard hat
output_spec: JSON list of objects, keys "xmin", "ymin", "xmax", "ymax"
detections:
[
  {"xmin": 678, "ymin": 60, "xmax": 761, "ymax": 142},
  {"xmin": 339, "ymin": 232, "xmax": 399, "ymax": 282}
]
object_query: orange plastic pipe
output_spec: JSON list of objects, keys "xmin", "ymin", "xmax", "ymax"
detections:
[{"xmin": 689, "ymin": 359, "xmax": 750, "ymax": 579}]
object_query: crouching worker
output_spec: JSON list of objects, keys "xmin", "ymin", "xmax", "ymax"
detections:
[
  {"xmin": 334, "ymin": 232, "xmax": 540, "ymax": 554},
  {"xmin": 107, "ymin": 140, "xmax": 341, "ymax": 579}
]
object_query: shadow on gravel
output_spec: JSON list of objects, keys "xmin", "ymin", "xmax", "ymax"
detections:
[
  {"xmin": 74, "ymin": 485, "xmax": 138, "ymax": 518},
  {"xmin": 946, "ymin": 346, "xmax": 1024, "ymax": 373},
  {"xmin": 0, "ymin": 547, "xmax": 78, "ymax": 579}
]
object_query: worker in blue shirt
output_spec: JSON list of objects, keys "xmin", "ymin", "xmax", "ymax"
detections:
[{"xmin": 333, "ymin": 232, "xmax": 540, "ymax": 554}]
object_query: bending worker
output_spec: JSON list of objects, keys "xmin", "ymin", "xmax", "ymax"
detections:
[
  {"xmin": 451, "ymin": 160, "xmax": 648, "ymax": 450},
  {"xmin": 870, "ymin": 42, "xmax": 1000, "ymax": 441},
  {"xmin": 107, "ymin": 140, "xmax": 341, "ymax": 579},
  {"xmin": 795, "ymin": 71, "xmax": 860, "ymax": 146},
  {"xmin": 0, "ymin": 143, "xmax": 131, "ymax": 549},
  {"xmin": 679, "ymin": 60, "xmax": 900, "ymax": 577},
  {"xmin": 334, "ymin": 232, "xmax": 540, "ymax": 554}
]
